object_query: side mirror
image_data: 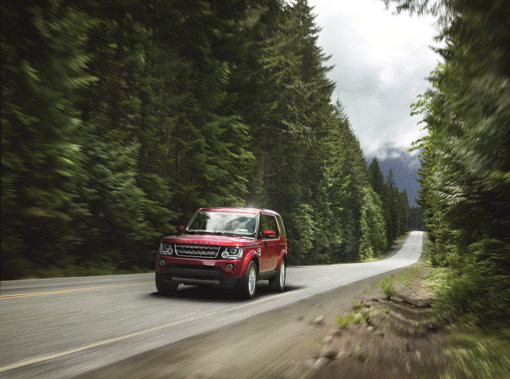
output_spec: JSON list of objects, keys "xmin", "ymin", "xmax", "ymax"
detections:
[
  {"xmin": 176, "ymin": 225, "xmax": 184, "ymax": 234},
  {"xmin": 263, "ymin": 230, "xmax": 276, "ymax": 238}
]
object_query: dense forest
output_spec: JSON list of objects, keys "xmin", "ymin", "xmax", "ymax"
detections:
[
  {"xmin": 1, "ymin": 0, "xmax": 412, "ymax": 280},
  {"xmin": 388, "ymin": 0, "xmax": 510, "ymax": 325}
]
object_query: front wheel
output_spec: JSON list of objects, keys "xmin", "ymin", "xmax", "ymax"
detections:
[
  {"xmin": 155, "ymin": 273, "xmax": 179, "ymax": 295},
  {"xmin": 269, "ymin": 259, "xmax": 286, "ymax": 291},
  {"xmin": 237, "ymin": 261, "xmax": 258, "ymax": 299}
]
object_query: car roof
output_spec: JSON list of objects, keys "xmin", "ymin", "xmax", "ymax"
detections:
[{"xmin": 198, "ymin": 207, "xmax": 279, "ymax": 216}]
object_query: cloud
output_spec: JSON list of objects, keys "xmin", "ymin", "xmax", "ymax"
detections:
[{"xmin": 309, "ymin": 0, "xmax": 439, "ymax": 156}]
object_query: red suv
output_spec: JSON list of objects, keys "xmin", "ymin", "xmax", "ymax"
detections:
[{"xmin": 155, "ymin": 207, "xmax": 287, "ymax": 299}]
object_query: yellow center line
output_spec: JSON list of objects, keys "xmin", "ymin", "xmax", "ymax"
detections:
[
  {"xmin": 0, "ymin": 281, "xmax": 153, "ymax": 299},
  {"xmin": 0, "ymin": 233, "xmax": 424, "ymax": 372},
  {"xmin": 0, "ymin": 288, "xmax": 288, "ymax": 373}
]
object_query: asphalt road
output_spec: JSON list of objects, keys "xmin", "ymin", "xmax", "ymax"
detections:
[{"xmin": 0, "ymin": 231, "xmax": 423, "ymax": 378}]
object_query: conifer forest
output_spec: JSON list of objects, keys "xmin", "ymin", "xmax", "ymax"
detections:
[
  {"xmin": 388, "ymin": 0, "xmax": 510, "ymax": 325},
  {"xmin": 1, "ymin": 0, "xmax": 414, "ymax": 280}
]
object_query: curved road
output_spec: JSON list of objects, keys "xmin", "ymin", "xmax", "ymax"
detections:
[{"xmin": 0, "ymin": 231, "xmax": 423, "ymax": 378}]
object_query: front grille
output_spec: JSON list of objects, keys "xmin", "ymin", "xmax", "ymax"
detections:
[{"xmin": 174, "ymin": 244, "xmax": 220, "ymax": 259}]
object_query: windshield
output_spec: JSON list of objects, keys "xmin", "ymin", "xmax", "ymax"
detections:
[{"xmin": 186, "ymin": 211, "xmax": 258, "ymax": 237}]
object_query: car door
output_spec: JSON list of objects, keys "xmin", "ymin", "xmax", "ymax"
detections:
[
  {"xmin": 257, "ymin": 214, "xmax": 272, "ymax": 272},
  {"xmin": 259, "ymin": 214, "xmax": 280, "ymax": 272}
]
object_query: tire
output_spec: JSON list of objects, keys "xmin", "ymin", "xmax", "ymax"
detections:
[
  {"xmin": 237, "ymin": 261, "xmax": 258, "ymax": 299},
  {"xmin": 269, "ymin": 259, "xmax": 286, "ymax": 291},
  {"xmin": 155, "ymin": 273, "xmax": 179, "ymax": 295}
]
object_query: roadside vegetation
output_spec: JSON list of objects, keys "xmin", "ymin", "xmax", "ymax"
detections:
[
  {"xmin": 423, "ymin": 264, "xmax": 510, "ymax": 378},
  {"xmin": 1, "ymin": 0, "xmax": 411, "ymax": 280},
  {"xmin": 307, "ymin": 263, "xmax": 446, "ymax": 378},
  {"xmin": 312, "ymin": 261, "xmax": 510, "ymax": 378},
  {"xmin": 376, "ymin": 275, "xmax": 397, "ymax": 300},
  {"xmin": 384, "ymin": 0, "xmax": 510, "ymax": 375}
]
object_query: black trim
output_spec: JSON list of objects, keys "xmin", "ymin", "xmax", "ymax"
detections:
[
  {"xmin": 173, "ymin": 277, "xmax": 221, "ymax": 286},
  {"xmin": 167, "ymin": 265, "xmax": 222, "ymax": 281},
  {"xmin": 258, "ymin": 270, "xmax": 278, "ymax": 280},
  {"xmin": 161, "ymin": 266, "xmax": 241, "ymax": 288}
]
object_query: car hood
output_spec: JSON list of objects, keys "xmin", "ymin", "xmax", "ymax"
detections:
[{"xmin": 163, "ymin": 234, "xmax": 257, "ymax": 247}]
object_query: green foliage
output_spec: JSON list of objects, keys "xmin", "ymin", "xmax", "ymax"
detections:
[
  {"xmin": 336, "ymin": 303, "xmax": 372, "ymax": 328},
  {"xmin": 392, "ymin": 0, "xmax": 510, "ymax": 326},
  {"xmin": 408, "ymin": 206, "xmax": 424, "ymax": 230},
  {"xmin": 434, "ymin": 251, "xmax": 510, "ymax": 326},
  {"xmin": 368, "ymin": 158, "xmax": 411, "ymax": 248},
  {"xmin": 377, "ymin": 275, "xmax": 397, "ymax": 300},
  {"xmin": 422, "ymin": 266, "xmax": 448, "ymax": 292},
  {"xmin": 1, "ymin": 0, "xmax": 411, "ymax": 279},
  {"xmin": 443, "ymin": 328, "xmax": 510, "ymax": 379},
  {"xmin": 360, "ymin": 186, "xmax": 387, "ymax": 260},
  {"xmin": 398, "ymin": 265, "xmax": 421, "ymax": 287},
  {"xmin": 367, "ymin": 158, "xmax": 386, "ymax": 196},
  {"xmin": 1, "ymin": 0, "xmax": 94, "ymax": 278},
  {"xmin": 287, "ymin": 204, "xmax": 318, "ymax": 263}
]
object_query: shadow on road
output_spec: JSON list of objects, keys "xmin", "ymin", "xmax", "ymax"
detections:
[{"xmin": 148, "ymin": 283, "xmax": 303, "ymax": 303}]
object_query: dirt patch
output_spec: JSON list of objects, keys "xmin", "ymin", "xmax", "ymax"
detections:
[
  {"xmin": 79, "ymin": 262, "xmax": 447, "ymax": 379},
  {"xmin": 301, "ymin": 263, "xmax": 447, "ymax": 379}
]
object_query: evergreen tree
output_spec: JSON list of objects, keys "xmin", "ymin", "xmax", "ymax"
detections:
[
  {"xmin": 1, "ymin": 0, "xmax": 93, "ymax": 278},
  {"xmin": 359, "ymin": 186, "xmax": 387, "ymax": 259},
  {"xmin": 1, "ymin": 0, "xmax": 413, "ymax": 278},
  {"xmin": 408, "ymin": 206, "xmax": 424, "ymax": 230},
  {"xmin": 75, "ymin": 1, "xmax": 153, "ymax": 268},
  {"xmin": 390, "ymin": 0, "xmax": 510, "ymax": 324},
  {"xmin": 367, "ymin": 157, "xmax": 385, "ymax": 196}
]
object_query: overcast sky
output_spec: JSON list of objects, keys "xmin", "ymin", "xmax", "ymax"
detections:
[{"xmin": 308, "ymin": 0, "xmax": 440, "ymax": 158}]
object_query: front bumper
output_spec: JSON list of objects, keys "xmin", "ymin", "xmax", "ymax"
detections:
[{"xmin": 156, "ymin": 256, "xmax": 244, "ymax": 287}]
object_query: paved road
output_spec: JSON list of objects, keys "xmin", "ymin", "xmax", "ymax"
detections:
[{"xmin": 0, "ymin": 231, "xmax": 423, "ymax": 378}]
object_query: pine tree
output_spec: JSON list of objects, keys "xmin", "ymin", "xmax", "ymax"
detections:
[
  {"xmin": 359, "ymin": 186, "xmax": 387, "ymax": 260},
  {"xmin": 367, "ymin": 158, "xmax": 386, "ymax": 196},
  {"xmin": 1, "ymin": 0, "xmax": 94, "ymax": 278},
  {"xmin": 75, "ymin": 1, "xmax": 153, "ymax": 268},
  {"xmin": 393, "ymin": 0, "xmax": 510, "ymax": 323},
  {"xmin": 1, "ymin": 0, "xmax": 413, "ymax": 278}
]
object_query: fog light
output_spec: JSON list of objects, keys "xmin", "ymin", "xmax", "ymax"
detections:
[
  {"xmin": 225, "ymin": 263, "xmax": 234, "ymax": 271},
  {"xmin": 159, "ymin": 259, "xmax": 165, "ymax": 266}
]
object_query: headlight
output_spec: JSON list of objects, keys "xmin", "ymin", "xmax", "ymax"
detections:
[
  {"xmin": 221, "ymin": 246, "xmax": 243, "ymax": 259},
  {"xmin": 159, "ymin": 242, "xmax": 173, "ymax": 256}
]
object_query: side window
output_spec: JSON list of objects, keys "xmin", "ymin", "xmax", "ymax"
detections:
[
  {"xmin": 259, "ymin": 215, "xmax": 279, "ymax": 239},
  {"xmin": 258, "ymin": 215, "xmax": 269, "ymax": 239},
  {"xmin": 267, "ymin": 216, "xmax": 279, "ymax": 238}
]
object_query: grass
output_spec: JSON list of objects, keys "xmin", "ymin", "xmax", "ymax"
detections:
[
  {"xmin": 361, "ymin": 257, "xmax": 380, "ymax": 262},
  {"xmin": 376, "ymin": 275, "xmax": 397, "ymax": 300},
  {"xmin": 336, "ymin": 301, "xmax": 373, "ymax": 328},
  {"xmin": 422, "ymin": 266, "xmax": 448, "ymax": 295},
  {"xmin": 335, "ymin": 255, "xmax": 509, "ymax": 378},
  {"xmin": 418, "ymin": 262, "xmax": 509, "ymax": 378},
  {"xmin": 423, "ymin": 267, "xmax": 510, "ymax": 377},
  {"xmin": 398, "ymin": 265, "xmax": 421, "ymax": 287},
  {"xmin": 442, "ymin": 327, "xmax": 510, "ymax": 378}
]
